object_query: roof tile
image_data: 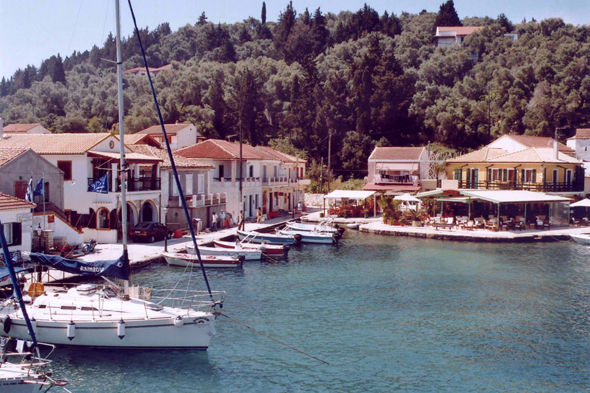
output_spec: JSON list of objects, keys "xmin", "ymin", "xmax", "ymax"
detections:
[
  {"xmin": 0, "ymin": 133, "xmax": 111, "ymax": 154},
  {"xmin": 0, "ymin": 192, "xmax": 36, "ymax": 211},
  {"xmin": 0, "ymin": 148, "xmax": 28, "ymax": 167},
  {"xmin": 369, "ymin": 147, "xmax": 425, "ymax": 161}
]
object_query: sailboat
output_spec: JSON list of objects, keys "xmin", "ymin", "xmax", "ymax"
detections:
[
  {"xmin": 0, "ymin": 223, "xmax": 68, "ymax": 392},
  {"xmin": 0, "ymin": 0, "xmax": 224, "ymax": 349}
]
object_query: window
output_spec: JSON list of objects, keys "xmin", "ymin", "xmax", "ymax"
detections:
[
  {"xmin": 186, "ymin": 174, "xmax": 193, "ymax": 195},
  {"xmin": 57, "ymin": 161, "xmax": 72, "ymax": 181},
  {"xmin": 249, "ymin": 166, "xmax": 254, "ymax": 178},
  {"xmin": 522, "ymin": 169, "xmax": 536, "ymax": 183},
  {"xmin": 488, "ymin": 168, "xmax": 502, "ymax": 182},
  {"xmin": 3, "ymin": 222, "xmax": 21, "ymax": 246},
  {"xmin": 98, "ymin": 209, "xmax": 110, "ymax": 229},
  {"xmin": 507, "ymin": 169, "xmax": 515, "ymax": 182},
  {"xmin": 171, "ymin": 172, "xmax": 178, "ymax": 197},
  {"xmin": 553, "ymin": 169, "xmax": 559, "ymax": 183},
  {"xmin": 198, "ymin": 174, "xmax": 205, "ymax": 194},
  {"xmin": 14, "ymin": 181, "xmax": 27, "ymax": 200},
  {"xmin": 566, "ymin": 169, "xmax": 573, "ymax": 184},
  {"xmin": 219, "ymin": 165, "xmax": 224, "ymax": 179},
  {"xmin": 454, "ymin": 169, "xmax": 461, "ymax": 181}
]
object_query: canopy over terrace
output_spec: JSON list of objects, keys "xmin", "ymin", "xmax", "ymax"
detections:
[
  {"xmin": 462, "ymin": 190, "xmax": 571, "ymax": 230},
  {"xmin": 324, "ymin": 190, "xmax": 377, "ymax": 216}
]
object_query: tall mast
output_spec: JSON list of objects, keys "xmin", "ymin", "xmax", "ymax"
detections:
[{"xmin": 115, "ymin": 0, "xmax": 129, "ymax": 295}]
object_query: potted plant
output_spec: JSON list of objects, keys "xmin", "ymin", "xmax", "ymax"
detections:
[
  {"xmin": 409, "ymin": 209, "xmax": 422, "ymax": 227},
  {"xmin": 363, "ymin": 209, "xmax": 369, "ymax": 218},
  {"xmin": 319, "ymin": 212, "xmax": 325, "ymax": 218}
]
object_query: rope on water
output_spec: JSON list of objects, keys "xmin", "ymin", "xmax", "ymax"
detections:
[{"xmin": 220, "ymin": 313, "xmax": 330, "ymax": 365}]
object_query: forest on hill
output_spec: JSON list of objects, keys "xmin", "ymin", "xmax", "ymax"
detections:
[{"xmin": 1, "ymin": 1, "xmax": 589, "ymax": 175}]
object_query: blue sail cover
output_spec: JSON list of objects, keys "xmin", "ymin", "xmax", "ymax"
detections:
[
  {"xmin": 0, "ymin": 267, "xmax": 27, "ymax": 283},
  {"xmin": 29, "ymin": 253, "xmax": 129, "ymax": 280}
]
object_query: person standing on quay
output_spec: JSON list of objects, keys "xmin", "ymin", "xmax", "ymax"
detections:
[
  {"xmin": 211, "ymin": 211, "xmax": 218, "ymax": 232},
  {"xmin": 238, "ymin": 210, "xmax": 245, "ymax": 230},
  {"xmin": 256, "ymin": 207, "xmax": 263, "ymax": 223},
  {"xmin": 219, "ymin": 209, "xmax": 226, "ymax": 229}
]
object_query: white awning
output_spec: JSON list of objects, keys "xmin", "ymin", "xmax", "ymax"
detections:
[
  {"xmin": 459, "ymin": 190, "xmax": 573, "ymax": 204},
  {"xmin": 571, "ymin": 199, "xmax": 590, "ymax": 207},
  {"xmin": 394, "ymin": 193, "xmax": 421, "ymax": 202},
  {"xmin": 324, "ymin": 190, "xmax": 376, "ymax": 200}
]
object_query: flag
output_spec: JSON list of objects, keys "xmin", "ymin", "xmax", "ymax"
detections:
[
  {"xmin": 33, "ymin": 177, "xmax": 44, "ymax": 197},
  {"xmin": 89, "ymin": 174, "xmax": 109, "ymax": 194},
  {"xmin": 25, "ymin": 177, "xmax": 33, "ymax": 202}
]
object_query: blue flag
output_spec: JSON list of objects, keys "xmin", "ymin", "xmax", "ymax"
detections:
[
  {"xmin": 89, "ymin": 174, "xmax": 109, "ymax": 194},
  {"xmin": 33, "ymin": 177, "xmax": 44, "ymax": 197},
  {"xmin": 25, "ymin": 177, "xmax": 33, "ymax": 202}
]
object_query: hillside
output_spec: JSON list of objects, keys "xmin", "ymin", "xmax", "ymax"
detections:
[{"xmin": 1, "ymin": 1, "xmax": 589, "ymax": 174}]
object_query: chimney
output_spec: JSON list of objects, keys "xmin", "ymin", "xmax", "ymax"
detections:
[{"xmin": 554, "ymin": 139, "xmax": 559, "ymax": 160}]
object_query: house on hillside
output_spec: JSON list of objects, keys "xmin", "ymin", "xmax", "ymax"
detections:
[
  {"xmin": 434, "ymin": 26, "xmax": 484, "ymax": 47},
  {"xmin": 133, "ymin": 123, "xmax": 201, "ymax": 151},
  {"xmin": 176, "ymin": 140, "xmax": 309, "ymax": 220},
  {"xmin": 2, "ymin": 121, "xmax": 51, "ymax": 135},
  {"xmin": 123, "ymin": 64, "xmax": 172, "ymax": 76},
  {"xmin": 0, "ymin": 133, "xmax": 163, "ymax": 244},
  {"xmin": 363, "ymin": 147, "xmax": 430, "ymax": 195},
  {"xmin": 0, "ymin": 192, "xmax": 35, "ymax": 252}
]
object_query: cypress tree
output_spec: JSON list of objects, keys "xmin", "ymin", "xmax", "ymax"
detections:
[
  {"xmin": 261, "ymin": 2, "xmax": 266, "ymax": 25},
  {"xmin": 433, "ymin": 0, "xmax": 462, "ymax": 31}
]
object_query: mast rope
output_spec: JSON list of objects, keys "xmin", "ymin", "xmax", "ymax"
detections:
[
  {"xmin": 127, "ymin": 0, "xmax": 213, "ymax": 298},
  {"xmin": 220, "ymin": 313, "xmax": 330, "ymax": 365}
]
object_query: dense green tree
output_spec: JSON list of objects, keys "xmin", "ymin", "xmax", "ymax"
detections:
[{"xmin": 433, "ymin": 0, "xmax": 462, "ymax": 31}]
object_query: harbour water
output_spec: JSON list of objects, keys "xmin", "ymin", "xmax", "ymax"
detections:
[{"xmin": 49, "ymin": 232, "xmax": 590, "ymax": 392}]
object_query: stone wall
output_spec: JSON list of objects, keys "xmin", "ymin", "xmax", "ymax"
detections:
[{"xmin": 304, "ymin": 193, "xmax": 335, "ymax": 208}]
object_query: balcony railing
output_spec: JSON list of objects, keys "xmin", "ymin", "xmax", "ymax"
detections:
[
  {"xmin": 451, "ymin": 180, "xmax": 584, "ymax": 193},
  {"xmin": 87, "ymin": 177, "xmax": 161, "ymax": 192},
  {"xmin": 168, "ymin": 193, "xmax": 227, "ymax": 208},
  {"xmin": 212, "ymin": 177, "xmax": 260, "ymax": 188},
  {"xmin": 374, "ymin": 174, "xmax": 415, "ymax": 185},
  {"xmin": 263, "ymin": 176, "xmax": 289, "ymax": 187}
]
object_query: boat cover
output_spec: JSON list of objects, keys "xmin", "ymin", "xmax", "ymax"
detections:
[
  {"xmin": 0, "ymin": 267, "xmax": 27, "ymax": 282},
  {"xmin": 29, "ymin": 253, "xmax": 130, "ymax": 280}
]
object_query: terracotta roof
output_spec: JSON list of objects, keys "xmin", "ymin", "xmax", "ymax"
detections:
[
  {"xmin": 0, "ymin": 148, "xmax": 28, "ymax": 167},
  {"xmin": 369, "ymin": 147, "xmax": 425, "ymax": 161},
  {"xmin": 447, "ymin": 148, "xmax": 507, "ymax": 163},
  {"xmin": 488, "ymin": 147, "xmax": 581, "ymax": 164},
  {"xmin": 176, "ymin": 140, "xmax": 278, "ymax": 161},
  {"xmin": 130, "ymin": 144, "xmax": 212, "ymax": 169},
  {"xmin": 135, "ymin": 124, "xmax": 193, "ymax": 136},
  {"xmin": 0, "ymin": 192, "xmax": 35, "ymax": 211},
  {"xmin": 124, "ymin": 133, "xmax": 161, "ymax": 147},
  {"xmin": 255, "ymin": 146, "xmax": 307, "ymax": 163},
  {"xmin": 568, "ymin": 129, "xmax": 590, "ymax": 140},
  {"xmin": 0, "ymin": 133, "xmax": 112, "ymax": 154},
  {"xmin": 362, "ymin": 184, "xmax": 421, "ymax": 192},
  {"xmin": 435, "ymin": 26, "xmax": 484, "ymax": 36},
  {"xmin": 2, "ymin": 123, "xmax": 41, "ymax": 133}
]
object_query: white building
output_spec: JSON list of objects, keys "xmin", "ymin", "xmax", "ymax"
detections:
[
  {"xmin": 0, "ymin": 192, "xmax": 35, "ymax": 253},
  {"xmin": 0, "ymin": 133, "xmax": 163, "ymax": 244},
  {"xmin": 176, "ymin": 140, "xmax": 309, "ymax": 220},
  {"xmin": 2, "ymin": 122, "xmax": 51, "ymax": 135},
  {"xmin": 133, "ymin": 123, "xmax": 202, "ymax": 151}
]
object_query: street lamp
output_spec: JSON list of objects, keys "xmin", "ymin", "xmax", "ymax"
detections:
[
  {"xmin": 36, "ymin": 224, "xmax": 42, "ymax": 252},
  {"xmin": 162, "ymin": 207, "xmax": 168, "ymax": 252}
]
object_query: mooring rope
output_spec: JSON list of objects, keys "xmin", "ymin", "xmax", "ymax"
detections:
[{"xmin": 220, "ymin": 313, "xmax": 330, "ymax": 365}]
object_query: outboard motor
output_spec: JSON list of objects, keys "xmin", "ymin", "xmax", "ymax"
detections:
[
  {"xmin": 332, "ymin": 233, "xmax": 341, "ymax": 244},
  {"xmin": 293, "ymin": 234, "xmax": 303, "ymax": 244}
]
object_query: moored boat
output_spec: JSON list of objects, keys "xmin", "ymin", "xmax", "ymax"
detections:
[
  {"xmin": 213, "ymin": 239, "xmax": 288, "ymax": 256},
  {"xmin": 286, "ymin": 220, "xmax": 345, "ymax": 234},
  {"xmin": 237, "ymin": 229, "xmax": 301, "ymax": 245},
  {"xmin": 570, "ymin": 233, "xmax": 590, "ymax": 245},
  {"xmin": 277, "ymin": 228, "xmax": 340, "ymax": 244},
  {"xmin": 163, "ymin": 251, "xmax": 244, "ymax": 268},
  {"xmin": 187, "ymin": 245, "xmax": 261, "ymax": 260}
]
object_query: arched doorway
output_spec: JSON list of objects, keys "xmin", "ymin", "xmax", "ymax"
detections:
[
  {"xmin": 141, "ymin": 201, "xmax": 155, "ymax": 223},
  {"xmin": 117, "ymin": 203, "xmax": 137, "ymax": 241},
  {"xmin": 97, "ymin": 208, "xmax": 110, "ymax": 229}
]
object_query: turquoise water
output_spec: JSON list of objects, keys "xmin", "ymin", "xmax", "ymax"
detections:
[{"xmin": 50, "ymin": 232, "xmax": 590, "ymax": 392}]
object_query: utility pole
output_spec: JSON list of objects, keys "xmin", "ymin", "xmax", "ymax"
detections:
[
  {"xmin": 327, "ymin": 129, "xmax": 332, "ymax": 193},
  {"xmin": 239, "ymin": 121, "xmax": 243, "ymax": 229}
]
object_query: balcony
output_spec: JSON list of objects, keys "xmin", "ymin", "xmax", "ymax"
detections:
[
  {"xmin": 212, "ymin": 177, "xmax": 260, "ymax": 189},
  {"xmin": 374, "ymin": 173, "xmax": 416, "ymax": 185},
  {"xmin": 88, "ymin": 177, "xmax": 161, "ymax": 192},
  {"xmin": 452, "ymin": 180, "xmax": 584, "ymax": 193},
  {"xmin": 263, "ymin": 177, "xmax": 289, "ymax": 187},
  {"xmin": 168, "ymin": 193, "xmax": 227, "ymax": 208}
]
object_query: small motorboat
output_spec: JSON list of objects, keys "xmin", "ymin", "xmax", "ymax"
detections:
[
  {"xmin": 163, "ymin": 251, "xmax": 244, "ymax": 268},
  {"xmin": 570, "ymin": 233, "xmax": 590, "ymax": 245},
  {"xmin": 237, "ymin": 229, "xmax": 301, "ymax": 245},
  {"xmin": 213, "ymin": 239, "xmax": 288, "ymax": 256},
  {"xmin": 277, "ymin": 228, "xmax": 340, "ymax": 244},
  {"xmin": 286, "ymin": 220, "xmax": 345, "ymax": 234},
  {"xmin": 347, "ymin": 223, "xmax": 360, "ymax": 230},
  {"xmin": 187, "ymin": 245, "xmax": 262, "ymax": 260}
]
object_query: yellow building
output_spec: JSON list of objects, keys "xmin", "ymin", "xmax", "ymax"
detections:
[{"xmin": 446, "ymin": 145, "xmax": 584, "ymax": 196}]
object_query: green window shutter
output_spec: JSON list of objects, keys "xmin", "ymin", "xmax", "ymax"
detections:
[
  {"xmin": 503, "ymin": 169, "xmax": 507, "ymax": 181},
  {"xmin": 467, "ymin": 169, "xmax": 471, "ymax": 183},
  {"xmin": 521, "ymin": 169, "xmax": 525, "ymax": 182},
  {"xmin": 532, "ymin": 169, "xmax": 537, "ymax": 182},
  {"xmin": 488, "ymin": 169, "xmax": 492, "ymax": 181}
]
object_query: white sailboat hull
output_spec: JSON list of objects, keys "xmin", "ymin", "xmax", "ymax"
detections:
[
  {"xmin": 0, "ymin": 366, "xmax": 47, "ymax": 393},
  {"xmin": 278, "ymin": 229, "xmax": 339, "ymax": 244},
  {"xmin": 570, "ymin": 233, "xmax": 590, "ymax": 245},
  {"xmin": 163, "ymin": 252, "xmax": 243, "ymax": 268},
  {"xmin": 188, "ymin": 246, "xmax": 261, "ymax": 260},
  {"xmin": 0, "ymin": 288, "xmax": 217, "ymax": 349}
]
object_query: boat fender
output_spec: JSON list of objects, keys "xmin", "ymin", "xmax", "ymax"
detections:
[
  {"xmin": 117, "ymin": 319, "xmax": 125, "ymax": 339},
  {"xmin": 294, "ymin": 234, "xmax": 302, "ymax": 244},
  {"xmin": 174, "ymin": 316, "xmax": 184, "ymax": 327},
  {"xmin": 2, "ymin": 315, "xmax": 11, "ymax": 334},
  {"xmin": 30, "ymin": 317, "xmax": 37, "ymax": 334},
  {"xmin": 66, "ymin": 321, "xmax": 75, "ymax": 341},
  {"xmin": 209, "ymin": 321, "xmax": 216, "ymax": 336}
]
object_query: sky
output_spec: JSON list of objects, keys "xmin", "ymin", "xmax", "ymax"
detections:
[{"xmin": 1, "ymin": 0, "xmax": 588, "ymax": 80}]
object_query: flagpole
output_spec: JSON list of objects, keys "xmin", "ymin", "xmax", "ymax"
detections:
[{"xmin": 42, "ymin": 172, "xmax": 45, "ymax": 235}]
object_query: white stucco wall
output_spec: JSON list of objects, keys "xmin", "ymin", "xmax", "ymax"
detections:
[{"xmin": 1, "ymin": 208, "xmax": 33, "ymax": 252}]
